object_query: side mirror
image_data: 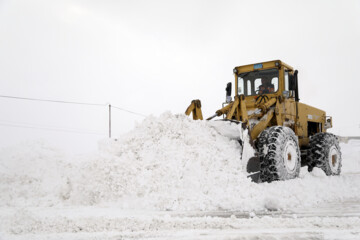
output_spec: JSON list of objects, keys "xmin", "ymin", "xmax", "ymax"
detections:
[{"xmin": 225, "ymin": 82, "xmax": 232, "ymax": 103}]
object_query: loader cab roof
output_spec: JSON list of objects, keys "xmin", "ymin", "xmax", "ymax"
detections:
[{"xmin": 233, "ymin": 60, "xmax": 294, "ymax": 74}]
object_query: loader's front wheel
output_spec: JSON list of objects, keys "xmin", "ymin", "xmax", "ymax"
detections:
[
  {"xmin": 307, "ymin": 133, "xmax": 342, "ymax": 175},
  {"xmin": 257, "ymin": 126, "xmax": 301, "ymax": 183}
]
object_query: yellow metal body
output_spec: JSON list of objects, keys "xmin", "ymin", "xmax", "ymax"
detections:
[{"xmin": 185, "ymin": 60, "xmax": 330, "ymax": 148}]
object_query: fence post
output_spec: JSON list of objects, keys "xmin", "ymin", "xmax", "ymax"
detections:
[{"xmin": 109, "ymin": 104, "xmax": 111, "ymax": 138}]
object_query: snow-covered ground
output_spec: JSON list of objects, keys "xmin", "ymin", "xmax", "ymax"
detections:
[{"xmin": 1, "ymin": 113, "xmax": 360, "ymax": 239}]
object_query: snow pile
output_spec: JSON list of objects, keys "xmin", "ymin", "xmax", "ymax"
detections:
[{"xmin": 69, "ymin": 112, "xmax": 246, "ymax": 210}]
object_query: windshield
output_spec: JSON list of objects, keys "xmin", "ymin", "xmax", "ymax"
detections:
[{"xmin": 238, "ymin": 68, "xmax": 279, "ymax": 96}]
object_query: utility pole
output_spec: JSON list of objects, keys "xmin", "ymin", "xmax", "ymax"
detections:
[{"xmin": 109, "ymin": 104, "xmax": 111, "ymax": 138}]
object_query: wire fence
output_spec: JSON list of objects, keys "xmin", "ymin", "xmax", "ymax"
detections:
[
  {"xmin": 0, "ymin": 94, "xmax": 148, "ymax": 138},
  {"xmin": 1, "ymin": 94, "xmax": 358, "ymax": 138},
  {"xmin": 0, "ymin": 95, "xmax": 107, "ymax": 106}
]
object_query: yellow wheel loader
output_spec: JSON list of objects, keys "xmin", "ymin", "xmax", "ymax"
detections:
[{"xmin": 185, "ymin": 60, "xmax": 341, "ymax": 182}]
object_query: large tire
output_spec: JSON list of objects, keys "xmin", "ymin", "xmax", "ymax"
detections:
[
  {"xmin": 257, "ymin": 126, "xmax": 301, "ymax": 183},
  {"xmin": 307, "ymin": 132, "xmax": 342, "ymax": 175}
]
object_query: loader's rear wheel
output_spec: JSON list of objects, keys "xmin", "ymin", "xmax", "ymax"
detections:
[
  {"xmin": 257, "ymin": 126, "xmax": 301, "ymax": 183},
  {"xmin": 307, "ymin": 133, "xmax": 342, "ymax": 175}
]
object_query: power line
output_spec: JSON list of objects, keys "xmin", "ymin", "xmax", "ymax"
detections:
[
  {"xmin": 111, "ymin": 105, "xmax": 147, "ymax": 117},
  {"xmin": 0, "ymin": 122, "xmax": 106, "ymax": 135},
  {"xmin": 0, "ymin": 94, "xmax": 148, "ymax": 117},
  {"xmin": 0, "ymin": 119, "xmax": 102, "ymax": 132},
  {"xmin": 0, "ymin": 95, "xmax": 107, "ymax": 106}
]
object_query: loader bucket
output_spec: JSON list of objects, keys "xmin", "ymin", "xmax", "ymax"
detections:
[{"xmin": 208, "ymin": 119, "xmax": 260, "ymax": 182}]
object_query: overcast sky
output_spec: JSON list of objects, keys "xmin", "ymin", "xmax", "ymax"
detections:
[{"xmin": 0, "ymin": 0, "xmax": 359, "ymax": 152}]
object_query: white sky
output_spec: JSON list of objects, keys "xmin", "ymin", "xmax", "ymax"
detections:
[{"xmin": 0, "ymin": 0, "xmax": 360, "ymax": 152}]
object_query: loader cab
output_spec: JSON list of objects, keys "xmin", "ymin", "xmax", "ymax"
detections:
[{"xmin": 234, "ymin": 60, "xmax": 296, "ymax": 100}]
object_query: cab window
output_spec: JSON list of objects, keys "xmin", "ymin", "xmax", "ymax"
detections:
[
  {"xmin": 237, "ymin": 68, "xmax": 279, "ymax": 96},
  {"xmin": 285, "ymin": 70, "xmax": 289, "ymax": 91}
]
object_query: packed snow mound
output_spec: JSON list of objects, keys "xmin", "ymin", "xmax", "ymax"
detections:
[{"xmin": 69, "ymin": 112, "xmax": 246, "ymax": 210}]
